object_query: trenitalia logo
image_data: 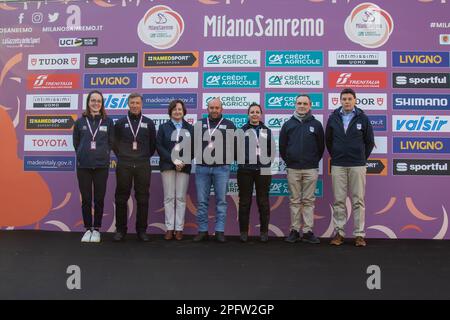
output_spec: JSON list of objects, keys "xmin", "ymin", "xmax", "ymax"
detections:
[
  {"xmin": 393, "ymin": 94, "xmax": 450, "ymax": 110},
  {"xmin": 25, "ymin": 114, "xmax": 76, "ymax": 130},
  {"xmin": 393, "ymin": 137, "xmax": 450, "ymax": 154},
  {"xmin": 393, "ymin": 159, "xmax": 450, "ymax": 176},
  {"xmin": 265, "ymin": 51, "xmax": 323, "ymax": 67},
  {"xmin": 84, "ymin": 73, "xmax": 137, "ymax": 89},
  {"xmin": 26, "ymin": 94, "xmax": 78, "ymax": 110},
  {"xmin": 143, "ymin": 94, "xmax": 197, "ymax": 109},
  {"xmin": 265, "ymin": 93, "xmax": 323, "ymax": 110},
  {"xmin": 368, "ymin": 115, "xmax": 387, "ymax": 131},
  {"xmin": 393, "ymin": 73, "xmax": 450, "ymax": 88},
  {"xmin": 28, "ymin": 53, "xmax": 80, "ymax": 70},
  {"xmin": 328, "ymin": 93, "xmax": 387, "ymax": 110},
  {"xmin": 393, "ymin": 115, "xmax": 450, "ymax": 132},
  {"xmin": 24, "ymin": 156, "xmax": 76, "ymax": 172},
  {"xmin": 203, "ymin": 72, "xmax": 260, "ymax": 88},
  {"xmin": 204, "ymin": 51, "xmax": 260, "ymax": 67},
  {"xmin": 392, "ymin": 52, "xmax": 450, "ymax": 67},
  {"xmin": 202, "ymin": 93, "xmax": 260, "ymax": 110},
  {"xmin": 85, "ymin": 53, "xmax": 138, "ymax": 68},
  {"xmin": 328, "ymin": 51, "xmax": 387, "ymax": 67},
  {"xmin": 329, "ymin": 72, "xmax": 387, "ymax": 88},
  {"xmin": 24, "ymin": 135, "xmax": 73, "ymax": 152},
  {"xmin": 145, "ymin": 52, "xmax": 199, "ymax": 68},
  {"xmin": 142, "ymin": 72, "xmax": 199, "ymax": 89},
  {"xmin": 27, "ymin": 74, "xmax": 80, "ymax": 90},
  {"xmin": 265, "ymin": 72, "xmax": 323, "ymax": 89}
]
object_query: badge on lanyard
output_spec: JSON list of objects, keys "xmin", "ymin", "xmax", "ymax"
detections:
[
  {"xmin": 86, "ymin": 117, "xmax": 102, "ymax": 152},
  {"xmin": 132, "ymin": 141, "xmax": 138, "ymax": 150},
  {"xmin": 127, "ymin": 115, "xmax": 143, "ymax": 152},
  {"xmin": 90, "ymin": 141, "xmax": 96, "ymax": 150}
]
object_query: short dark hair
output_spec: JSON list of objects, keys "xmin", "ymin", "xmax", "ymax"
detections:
[
  {"xmin": 295, "ymin": 94, "xmax": 312, "ymax": 105},
  {"xmin": 340, "ymin": 88, "xmax": 356, "ymax": 99},
  {"xmin": 128, "ymin": 92, "xmax": 143, "ymax": 103},
  {"xmin": 247, "ymin": 102, "xmax": 262, "ymax": 114},
  {"xmin": 83, "ymin": 90, "xmax": 106, "ymax": 119},
  {"xmin": 168, "ymin": 99, "xmax": 187, "ymax": 117}
]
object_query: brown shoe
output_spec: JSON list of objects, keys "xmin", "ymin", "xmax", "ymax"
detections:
[
  {"xmin": 330, "ymin": 233, "xmax": 344, "ymax": 246},
  {"xmin": 175, "ymin": 231, "xmax": 183, "ymax": 241},
  {"xmin": 164, "ymin": 230, "xmax": 174, "ymax": 240},
  {"xmin": 355, "ymin": 236, "xmax": 366, "ymax": 247}
]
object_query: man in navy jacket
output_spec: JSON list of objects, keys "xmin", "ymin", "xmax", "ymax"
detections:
[
  {"xmin": 112, "ymin": 93, "xmax": 156, "ymax": 242},
  {"xmin": 325, "ymin": 88, "xmax": 374, "ymax": 247},
  {"xmin": 280, "ymin": 94, "xmax": 324, "ymax": 244}
]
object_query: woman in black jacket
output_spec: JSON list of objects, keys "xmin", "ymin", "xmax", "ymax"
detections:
[
  {"xmin": 73, "ymin": 90, "xmax": 114, "ymax": 243},
  {"xmin": 156, "ymin": 99, "xmax": 194, "ymax": 241},
  {"xmin": 237, "ymin": 102, "xmax": 273, "ymax": 243}
]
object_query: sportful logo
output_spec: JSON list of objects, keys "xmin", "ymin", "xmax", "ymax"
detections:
[
  {"xmin": 85, "ymin": 53, "xmax": 138, "ymax": 68},
  {"xmin": 84, "ymin": 73, "xmax": 137, "ymax": 89},
  {"xmin": 393, "ymin": 137, "xmax": 450, "ymax": 154},
  {"xmin": 393, "ymin": 159, "xmax": 450, "ymax": 176},
  {"xmin": 204, "ymin": 51, "xmax": 260, "ymax": 67},
  {"xmin": 28, "ymin": 53, "xmax": 80, "ymax": 70},
  {"xmin": 142, "ymin": 72, "xmax": 199, "ymax": 89},
  {"xmin": 392, "ymin": 94, "xmax": 450, "ymax": 110},
  {"xmin": 138, "ymin": 5, "xmax": 184, "ymax": 49},
  {"xmin": 329, "ymin": 72, "xmax": 387, "ymax": 88},
  {"xmin": 393, "ymin": 115, "xmax": 450, "ymax": 132},
  {"xmin": 393, "ymin": 73, "xmax": 450, "ymax": 88},
  {"xmin": 265, "ymin": 51, "xmax": 323, "ymax": 67},
  {"xmin": 26, "ymin": 94, "xmax": 78, "ymax": 110},
  {"xmin": 265, "ymin": 93, "xmax": 323, "ymax": 110},
  {"xmin": 328, "ymin": 93, "xmax": 387, "ymax": 110},
  {"xmin": 203, "ymin": 72, "xmax": 260, "ymax": 88},
  {"xmin": 265, "ymin": 72, "xmax": 323, "ymax": 88},
  {"xmin": 27, "ymin": 74, "xmax": 80, "ymax": 90},
  {"xmin": 328, "ymin": 51, "xmax": 387, "ymax": 67},
  {"xmin": 202, "ymin": 93, "xmax": 260, "ymax": 110},
  {"xmin": 392, "ymin": 52, "xmax": 450, "ymax": 67}
]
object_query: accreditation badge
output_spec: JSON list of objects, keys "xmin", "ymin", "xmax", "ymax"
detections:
[
  {"xmin": 90, "ymin": 141, "xmax": 96, "ymax": 150},
  {"xmin": 132, "ymin": 141, "xmax": 138, "ymax": 150}
]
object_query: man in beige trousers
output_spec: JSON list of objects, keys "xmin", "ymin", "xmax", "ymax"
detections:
[{"xmin": 325, "ymin": 88, "xmax": 375, "ymax": 247}]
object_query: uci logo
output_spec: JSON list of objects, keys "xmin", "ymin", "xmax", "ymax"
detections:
[
  {"xmin": 267, "ymin": 97, "xmax": 283, "ymax": 107},
  {"xmin": 268, "ymin": 54, "xmax": 283, "ymax": 64},
  {"xmin": 268, "ymin": 75, "xmax": 283, "ymax": 85},
  {"xmin": 206, "ymin": 55, "xmax": 221, "ymax": 64},
  {"xmin": 206, "ymin": 75, "xmax": 221, "ymax": 85}
]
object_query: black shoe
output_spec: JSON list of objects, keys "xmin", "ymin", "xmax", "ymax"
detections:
[
  {"xmin": 240, "ymin": 232, "xmax": 248, "ymax": 243},
  {"xmin": 302, "ymin": 231, "xmax": 320, "ymax": 244},
  {"xmin": 285, "ymin": 230, "xmax": 300, "ymax": 243},
  {"xmin": 193, "ymin": 232, "xmax": 208, "ymax": 242},
  {"xmin": 214, "ymin": 232, "xmax": 226, "ymax": 243},
  {"xmin": 260, "ymin": 232, "xmax": 269, "ymax": 243},
  {"xmin": 137, "ymin": 232, "xmax": 150, "ymax": 242},
  {"xmin": 113, "ymin": 232, "xmax": 126, "ymax": 242}
]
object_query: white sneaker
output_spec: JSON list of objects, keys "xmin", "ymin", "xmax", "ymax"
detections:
[
  {"xmin": 90, "ymin": 230, "xmax": 101, "ymax": 243},
  {"xmin": 81, "ymin": 230, "xmax": 92, "ymax": 243}
]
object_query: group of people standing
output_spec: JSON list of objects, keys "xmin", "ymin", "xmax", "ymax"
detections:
[{"xmin": 73, "ymin": 88, "xmax": 374, "ymax": 247}]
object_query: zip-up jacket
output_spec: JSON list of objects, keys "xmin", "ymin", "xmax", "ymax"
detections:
[
  {"xmin": 325, "ymin": 106, "xmax": 375, "ymax": 167},
  {"xmin": 73, "ymin": 114, "xmax": 114, "ymax": 168},
  {"xmin": 279, "ymin": 114, "xmax": 325, "ymax": 169},
  {"xmin": 113, "ymin": 112, "xmax": 156, "ymax": 166},
  {"xmin": 156, "ymin": 119, "xmax": 194, "ymax": 174},
  {"xmin": 238, "ymin": 121, "xmax": 273, "ymax": 171}
]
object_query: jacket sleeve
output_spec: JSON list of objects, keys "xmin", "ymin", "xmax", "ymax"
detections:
[
  {"xmin": 279, "ymin": 123, "xmax": 288, "ymax": 162},
  {"xmin": 73, "ymin": 120, "xmax": 80, "ymax": 151},
  {"xmin": 148, "ymin": 120, "xmax": 157, "ymax": 157},
  {"xmin": 325, "ymin": 118, "xmax": 333, "ymax": 157},
  {"xmin": 364, "ymin": 116, "xmax": 375, "ymax": 159},
  {"xmin": 156, "ymin": 126, "xmax": 172, "ymax": 163},
  {"xmin": 316, "ymin": 121, "xmax": 325, "ymax": 160}
]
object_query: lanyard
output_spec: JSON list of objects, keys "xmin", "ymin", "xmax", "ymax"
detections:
[
  {"xmin": 207, "ymin": 117, "xmax": 224, "ymax": 143},
  {"xmin": 127, "ymin": 115, "xmax": 143, "ymax": 142},
  {"xmin": 86, "ymin": 117, "xmax": 102, "ymax": 142}
]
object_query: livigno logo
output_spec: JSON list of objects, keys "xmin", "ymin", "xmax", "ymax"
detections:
[
  {"xmin": 138, "ymin": 5, "xmax": 184, "ymax": 49},
  {"xmin": 344, "ymin": 3, "xmax": 394, "ymax": 48}
]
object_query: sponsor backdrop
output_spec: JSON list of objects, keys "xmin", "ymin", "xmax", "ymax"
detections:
[{"xmin": 1, "ymin": 0, "xmax": 449, "ymax": 239}]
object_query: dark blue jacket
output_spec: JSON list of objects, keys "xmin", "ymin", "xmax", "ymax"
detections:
[
  {"xmin": 279, "ymin": 114, "xmax": 325, "ymax": 169},
  {"xmin": 325, "ymin": 106, "xmax": 375, "ymax": 167},
  {"xmin": 237, "ymin": 121, "xmax": 273, "ymax": 172},
  {"xmin": 194, "ymin": 116, "xmax": 237, "ymax": 166},
  {"xmin": 73, "ymin": 114, "xmax": 114, "ymax": 169},
  {"xmin": 156, "ymin": 119, "xmax": 194, "ymax": 174},
  {"xmin": 113, "ymin": 112, "xmax": 156, "ymax": 166}
]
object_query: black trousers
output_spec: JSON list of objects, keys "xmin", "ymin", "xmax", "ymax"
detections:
[
  {"xmin": 76, "ymin": 168, "xmax": 109, "ymax": 229},
  {"xmin": 115, "ymin": 162, "xmax": 151, "ymax": 233},
  {"xmin": 237, "ymin": 169, "xmax": 272, "ymax": 233}
]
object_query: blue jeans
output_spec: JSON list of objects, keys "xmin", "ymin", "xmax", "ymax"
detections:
[{"xmin": 195, "ymin": 165, "xmax": 230, "ymax": 233}]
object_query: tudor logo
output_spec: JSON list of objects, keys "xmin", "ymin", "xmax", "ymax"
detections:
[{"xmin": 28, "ymin": 54, "xmax": 80, "ymax": 70}]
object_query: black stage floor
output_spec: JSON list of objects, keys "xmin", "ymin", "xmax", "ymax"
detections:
[{"xmin": 1, "ymin": 230, "xmax": 449, "ymax": 300}]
